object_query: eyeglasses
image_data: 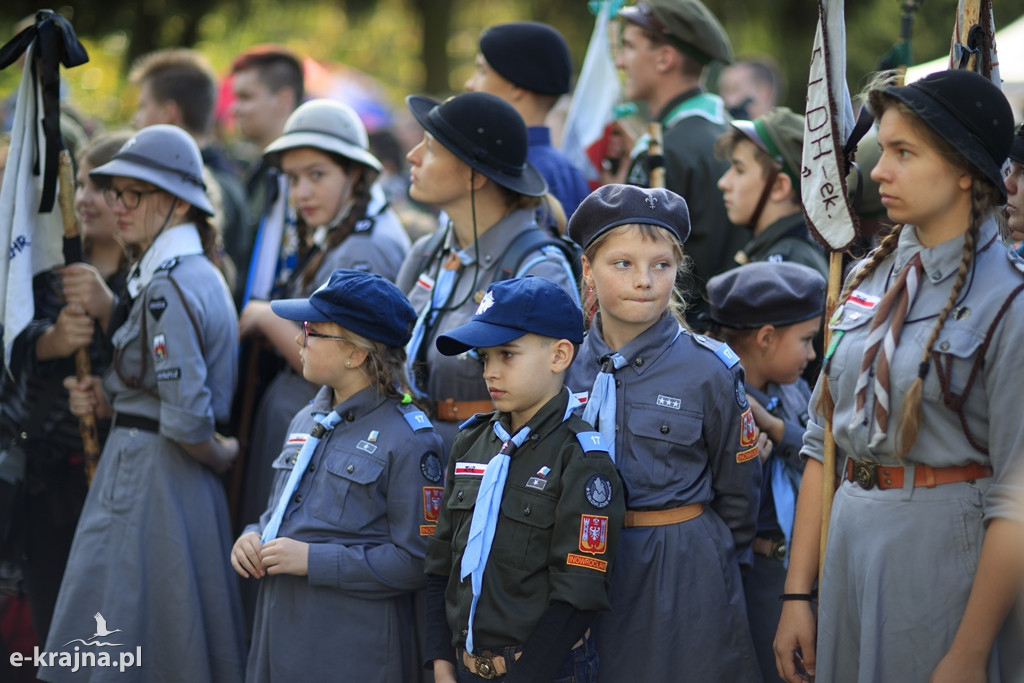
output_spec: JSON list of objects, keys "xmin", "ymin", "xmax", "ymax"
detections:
[
  {"xmin": 102, "ymin": 187, "xmax": 162, "ymax": 210},
  {"xmin": 302, "ymin": 321, "xmax": 352, "ymax": 348}
]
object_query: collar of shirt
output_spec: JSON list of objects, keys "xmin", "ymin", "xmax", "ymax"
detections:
[
  {"xmin": 894, "ymin": 214, "xmax": 999, "ymax": 286},
  {"xmin": 127, "ymin": 223, "xmax": 204, "ymax": 298},
  {"xmin": 655, "ymin": 86, "xmax": 703, "ymax": 124},
  {"xmin": 308, "ymin": 383, "xmax": 389, "ymax": 425},
  {"xmin": 527, "ymin": 126, "xmax": 552, "ymax": 147},
  {"xmin": 448, "ymin": 208, "xmax": 538, "ymax": 271},
  {"xmin": 487, "ymin": 386, "xmax": 574, "ymax": 453},
  {"xmin": 743, "ymin": 212, "xmax": 809, "ymax": 257},
  {"xmin": 586, "ymin": 312, "xmax": 680, "ymax": 377}
]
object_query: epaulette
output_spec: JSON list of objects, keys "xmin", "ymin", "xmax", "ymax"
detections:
[
  {"xmin": 399, "ymin": 403, "xmax": 434, "ymax": 432},
  {"xmin": 576, "ymin": 430, "xmax": 609, "ymax": 453},
  {"xmin": 691, "ymin": 332, "xmax": 740, "ymax": 369},
  {"xmin": 458, "ymin": 412, "xmax": 492, "ymax": 431},
  {"xmin": 156, "ymin": 257, "xmax": 179, "ymax": 272},
  {"xmin": 353, "ymin": 216, "xmax": 376, "ymax": 234}
]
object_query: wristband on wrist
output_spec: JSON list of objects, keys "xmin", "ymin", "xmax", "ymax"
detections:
[{"xmin": 779, "ymin": 592, "xmax": 816, "ymax": 602}]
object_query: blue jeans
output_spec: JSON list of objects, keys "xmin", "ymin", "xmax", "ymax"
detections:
[{"xmin": 455, "ymin": 633, "xmax": 598, "ymax": 683}]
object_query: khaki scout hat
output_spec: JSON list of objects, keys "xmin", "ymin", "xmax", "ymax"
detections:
[
  {"xmin": 731, "ymin": 106, "xmax": 804, "ymax": 192},
  {"xmin": 619, "ymin": 0, "xmax": 733, "ymax": 65}
]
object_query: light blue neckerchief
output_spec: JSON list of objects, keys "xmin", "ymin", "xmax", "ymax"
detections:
[
  {"xmin": 261, "ymin": 409, "xmax": 343, "ymax": 543},
  {"xmin": 581, "ymin": 353, "xmax": 628, "ymax": 462}
]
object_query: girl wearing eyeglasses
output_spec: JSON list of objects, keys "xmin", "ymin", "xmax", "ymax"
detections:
[
  {"xmin": 231, "ymin": 269, "xmax": 443, "ymax": 683},
  {"xmin": 45, "ymin": 124, "xmax": 246, "ymax": 682}
]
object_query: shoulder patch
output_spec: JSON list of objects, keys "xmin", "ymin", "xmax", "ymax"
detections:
[
  {"xmin": 402, "ymin": 408, "xmax": 433, "ymax": 432},
  {"xmin": 156, "ymin": 257, "xmax": 179, "ymax": 272},
  {"xmin": 735, "ymin": 376, "xmax": 750, "ymax": 410},
  {"xmin": 584, "ymin": 474, "xmax": 613, "ymax": 509},
  {"xmin": 715, "ymin": 342, "xmax": 740, "ymax": 368},
  {"xmin": 576, "ymin": 431, "xmax": 608, "ymax": 453},
  {"xmin": 156, "ymin": 367, "xmax": 180, "ymax": 382},
  {"xmin": 420, "ymin": 451, "xmax": 443, "ymax": 483},
  {"xmin": 147, "ymin": 296, "xmax": 168, "ymax": 321},
  {"xmin": 458, "ymin": 412, "xmax": 492, "ymax": 431}
]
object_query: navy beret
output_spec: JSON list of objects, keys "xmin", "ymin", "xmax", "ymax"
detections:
[
  {"xmin": 436, "ymin": 276, "xmax": 583, "ymax": 355},
  {"xmin": 707, "ymin": 262, "xmax": 826, "ymax": 329},
  {"xmin": 479, "ymin": 22, "xmax": 572, "ymax": 96},
  {"xmin": 568, "ymin": 184, "xmax": 690, "ymax": 250},
  {"xmin": 271, "ymin": 269, "xmax": 416, "ymax": 348}
]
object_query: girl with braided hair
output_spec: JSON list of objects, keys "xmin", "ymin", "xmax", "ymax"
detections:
[{"xmin": 774, "ymin": 69, "xmax": 1024, "ymax": 683}]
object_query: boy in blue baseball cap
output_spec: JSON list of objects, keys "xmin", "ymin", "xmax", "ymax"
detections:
[{"xmin": 424, "ymin": 276, "xmax": 624, "ymax": 683}]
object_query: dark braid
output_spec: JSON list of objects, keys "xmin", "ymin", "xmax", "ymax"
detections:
[
  {"xmin": 894, "ymin": 182, "xmax": 985, "ymax": 458},
  {"xmin": 300, "ymin": 157, "xmax": 379, "ymax": 291}
]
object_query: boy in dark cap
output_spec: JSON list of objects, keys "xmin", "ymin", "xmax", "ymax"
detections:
[
  {"xmin": 466, "ymin": 21, "xmax": 590, "ymax": 218},
  {"xmin": 705, "ymin": 261, "xmax": 825, "ymax": 683},
  {"xmin": 424, "ymin": 276, "xmax": 624, "ymax": 683},
  {"xmin": 716, "ymin": 107, "xmax": 828, "ymax": 278},
  {"xmin": 610, "ymin": 0, "xmax": 745, "ymax": 328}
]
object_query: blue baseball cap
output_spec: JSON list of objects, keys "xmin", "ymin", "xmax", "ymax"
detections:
[
  {"xmin": 271, "ymin": 269, "xmax": 416, "ymax": 348},
  {"xmin": 435, "ymin": 277, "xmax": 583, "ymax": 356}
]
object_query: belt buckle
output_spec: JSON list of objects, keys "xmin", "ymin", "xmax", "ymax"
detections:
[
  {"xmin": 852, "ymin": 460, "xmax": 879, "ymax": 489},
  {"xmin": 771, "ymin": 538, "xmax": 787, "ymax": 561},
  {"xmin": 474, "ymin": 653, "xmax": 499, "ymax": 680}
]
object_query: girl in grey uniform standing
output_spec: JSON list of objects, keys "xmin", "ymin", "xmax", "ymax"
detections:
[
  {"xmin": 395, "ymin": 92, "xmax": 577, "ymax": 448},
  {"xmin": 774, "ymin": 70, "xmax": 1024, "ymax": 683},
  {"xmin": 238, "ymin": 99, "xmax": 411, "ymax": 555},
  {"xmin": 565, "ymin": 184, "xmax": 763, "ymax": 682},
  {"xmin": 232, "ymin": 269, "xmax": 443, "ymax": 683},
  {"xmin": 45, "ymin": 125, "xmax": 245, "ymax": 681}
]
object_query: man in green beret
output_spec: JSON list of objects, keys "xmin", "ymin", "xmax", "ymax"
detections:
[{"xmin": 613, "ymin": 0, "xmax": 745, "ymax": 330}]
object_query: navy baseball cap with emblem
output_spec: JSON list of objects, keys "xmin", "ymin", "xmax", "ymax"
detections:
[
  {"xmin": 435, "ymin": 276, "xmax": 583, "ymax": 355},
  {"xmin": 568, "ymin": 183, "xmax": 691, "ymax": 250},
  {"xmin": 271, "ymin": 269, "xmax": 416, "ymax": 348},
  {"xmin": 707, "ymin": 262, "xmax": 826, "ymax": 329}
]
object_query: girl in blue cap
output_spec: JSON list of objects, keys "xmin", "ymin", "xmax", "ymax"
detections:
[
  {"xmin": 232, "ymin": 269, "xmax": 443, "ymax": 683},
  {"xmin": 45, "ymin": 124, "xmax": 245, "ymax": 682},
  {"xmin": 565, "ymin": 183, "xmax": 763, "ymax": 682},
  {"xmin": 775, "ymin": 70, "xmax": 1024, "ymax": 683}
]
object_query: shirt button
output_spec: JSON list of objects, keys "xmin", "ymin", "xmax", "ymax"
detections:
[
  {"xmin": 457, "ymin": 491, "xmax": 464, "ymax": 502},
  {"xmin": 345, "ymin": 412, "xmax": 355, "ymax": 422},
  {"xmin": 523, "ymin": 505, "xmax": 531, "ymax": 516},
  {"xmin": 634, "ymin": 357, "xmax": 644, "ymax": 367},
  {"xmin": 615, "ymin": 380, "xmax": 621, "ymax": 388},
  {"xmin": 660, "ymin": 425, "xmax": 669, "ymax": 434},
  {"xmin": 462, "ymin": 629, "xmax": 468, "ymax": 637},
  {"xmin": 614, "ymin": 425, "xmax": 619, "ymax": 433},
  {"xmin": 940, "ymin": 341, "xmax": 950, "ymax": 351},
  {"xmin": 294, "ymin": 494, "xmax": 302, "ymax": 503},
  {"xmin": 307, "ymin": 463, "xmax": 315, "ymax": 473},
  {"xmin": 346, "ymin": 464, "xmax": 355, "ymax": 473},
  {"xmin": 530, "ymin": 433, "xmax": 540, "ymax": 443}
]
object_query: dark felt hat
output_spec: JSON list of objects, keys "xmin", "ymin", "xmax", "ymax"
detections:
[
  {"xmin": 1011, "ymin": 123, "xmax": 1024, "ymax": 165},
  {"xmin": 707, "ymin": 262, "xmax": 826, "ymax": 329},
  {"xmin": 619, "ymin": 0, "xmax": 732, "ymax": 65},
  {"xmin": 731, "ymin": 106, "xmax": 804, "ymax": 192},
  {"xmin": 271, "ymin": 269, "xmax": 416, "ymax": 348},
  {"xmin": 436, "ymin": 276, "xmax": 583, "ymax": 355},
  {"xmin": 406, "ymin": 92, "xmax": 548, "ymax": 197},
  {"xmin": 568, "ymin": 184, "xmax": 690, "ymax": 250},
  {"xmin": 883, "ymin": 69, "xmax": 1013, "ymax": 203},
  {"xmin": 480, "ymin": 22, "xmax": 572, "ymax": 96}
]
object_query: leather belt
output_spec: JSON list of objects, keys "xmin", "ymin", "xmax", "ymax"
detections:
[
  {"xmin": 436, "ymin": 398, "xmax": 495, "ymax": 422},
  {"xmin": 624, "ymin": 503, "xmax": 703, "ymax": 528},
  {"xmin": 753, "ymin": 536, "xmax": 787, "ymax": 561},
  {"xmin": 845, "ymin": 459, "xmax": 993, "ymax": 491},
  {"xmin": 112, "ymin": 413, "xmax": 160, "ymax": 434},
  {"xmin": 459, "ymin": 630, "xmax": 589, "ymax": 679}
]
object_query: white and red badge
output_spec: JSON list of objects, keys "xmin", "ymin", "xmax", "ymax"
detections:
[
  {"xmin": 455, "ymin": 462, "xmax": 488, "ymax": 477},
  {"xmin": 423, "ymin": 486, "xmax": 442, "ymax": 523},
  {"xmin": 578, "ymin": 514, "xmax": 609, "ymax": 555},
  {"xmin": 737, "ymin": 408, "xmax": 759, "ymax": 463}
]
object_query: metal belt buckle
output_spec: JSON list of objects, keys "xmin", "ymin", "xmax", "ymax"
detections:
[
  {"xmin": 474, "ymin": 654, "xmax": 498, "ymax": 679},
  {"xmin": 852, "ymin": 460, "xmax": 879, "ymax": 489}
]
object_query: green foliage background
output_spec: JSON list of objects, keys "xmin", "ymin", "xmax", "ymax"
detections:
[{"xmin": 2, "ymin": 0, "xmax": 1023, "ymax": 134}]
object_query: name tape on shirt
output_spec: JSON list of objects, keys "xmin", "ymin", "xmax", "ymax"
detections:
[
  {"xmin": 847, "ymin": 290, "xmax": 880, "ymax": 309},
  {"xmin": 566, "ymin": 553, "xmax": 608, "ymax": 572},
  {"xmin": 455, "ymin": 462, "xmax": 488, "ymax": 477}
]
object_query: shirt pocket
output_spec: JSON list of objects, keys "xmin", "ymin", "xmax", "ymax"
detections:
[
  {"xmin": 905, "ymin": 324, "xmax": 984, "ymax": 403},
  {"xmin": 495, "ymin": 488, "xmax": 557, "ymax": 571},
  {"xmin": 448, "ymin": 476, "xmax": 482, "ymax": 552},
  {"xmin": 312, "ymin": 449, "xmax": 387, "ymax": 531},
  {"xmin": 624, "ymin": 405, "xmax": 704, "ymax": 491},
  {"xmin": 824, "ymin": 306, "xmax": 874, "ymax": 383}
]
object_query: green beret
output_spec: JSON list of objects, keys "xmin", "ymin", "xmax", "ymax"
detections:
[
  {"xmin": 731, "ymin": 106, "xmax": 805, "ymax": 193},
  {"xmin": 619, "ymin": 0, "xmax": 733, "ymax": 65}
]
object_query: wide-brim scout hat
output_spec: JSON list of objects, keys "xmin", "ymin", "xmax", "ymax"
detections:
[
  {"xmin": 436, "ymin": 276, "xmax": 583, "ymax": 356},
  {"xmin": 479, "ymin": 22, "xmax": 572, "ymax": 96},
  {"xmin": 91, "ymin": 124, "xmax": 214, "ymax": 216},
  {"xmin": 731, "ymin": 106, "xmax": 805, "ymax": 192},
  {"xmin": 263, "ymin": 99, "xmax": 383, "ymax": 173},
  {"xmin": 708, "ymin": 262, "xmax": 826, "ymax": 329},
  {"xmin": 619, "ymin": 0, "xmax": 732, "ymax": 65},
  {"xmin": 1011, "ymin": 122, "xmax": 1024, "ymax": 165},
  {"xmin": 883, "ymin": 69, "xmax": 1013, "ymax": 203},
  {"xmin": 271, "ymin": 269, "xmax": 416, "ymax": 348},
  {"xmin": 568, "ymin": 184, "xmax": 690, "ymax": 250},
  {"xmin": 406, "ymin": 92, "xmax": 548, "ymax": 197}
]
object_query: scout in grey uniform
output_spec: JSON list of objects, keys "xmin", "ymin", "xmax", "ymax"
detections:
[
  {"xmin": 233, "ymin": 270, "xmax": 443, "ymax": 683},
  {"xmin": 706, "ymin": 262, "xmax": 826, "ymax": 683},
  {"xmin": 43, "ymin": 125, "xmax": 245, "ymax": 682},
  {"xmin": 424, "ymin": 277, "xmax": 624, "ymax": 683},
  {"xmin": 238, "ymin": 99, "xmax": 411, "ymax": 563},
  {"xmin": 565, "ymin": 184, "xmax": 762, "ymax": 682},
  {"xmin": 396, "ymin": 92, "xmax": 576, "ymax": 447},
  {"xmin": 775, "ymin": 70, "xmax": 1024, "ymax": 683}
]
